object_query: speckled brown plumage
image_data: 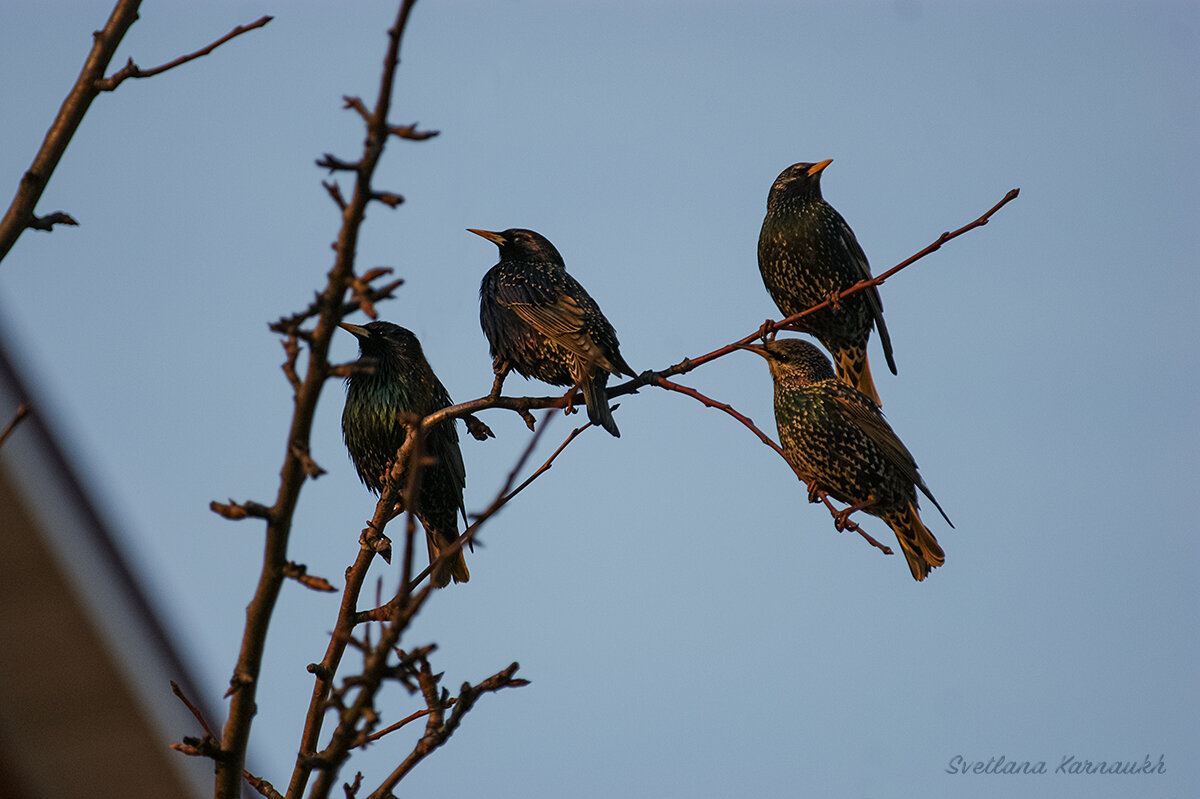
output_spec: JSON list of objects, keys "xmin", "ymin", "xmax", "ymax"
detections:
[
  {"xmin": 742, "ymin": 338, "xmax": 951, "ymax": 581},
  {"xmin": 758, "ymin": 159, "xmax": 896, "ymax": 406}
]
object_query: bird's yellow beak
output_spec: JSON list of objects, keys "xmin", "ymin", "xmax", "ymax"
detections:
[
  {"xmin": 807, "ymin": 158, "xmax": 833, "ymax": 177},
  {"xmin": 467, "ymin": 228, "xmax": 505, "ymax": 245},
  {"xmin": 338, "ymin": 322, "xmax": 369, "ymax": 338}
]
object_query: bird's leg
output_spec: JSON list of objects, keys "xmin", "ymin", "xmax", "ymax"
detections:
[
  {"xmin": 758, "ymin": 319, "xmax": 778, "ymax": 342},
  {"xmin": 360, "ymin": 521, "xmax": 394, "ymax": 563},
  {"xmin": 488, "ymin": 358, "xmax": 510, "ymax": 400},
  {"xmin": 463, "ymin": 413, "xmax": 495, "ymax": 441},
  {"xmin": 833, "ymin": 495, "xmax": 877, "ymax": 531},
  {"xmin": 563, "ymin": 385, "xmax": 581, "ymax": 415},
  {"xmin": 805, "ymin": 482, "xmax": 822, "ymax": 504}
]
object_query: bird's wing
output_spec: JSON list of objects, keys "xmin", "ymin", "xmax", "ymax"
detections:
[
  {"xmin": 427, "ymin": 383, "xmax": 465, "ymax": 481},
  {"xmin": 428, "ymin": 383, "xmax": 468, "ymax": 523},
  {"xmin": 838, "ymin": 225, "xmax": 897, "ymax": 374},
  {"xmin": 495, "ymin": 279, "xmax": 607, "ymax": 367},
  {"xmin": 832, "ymin": 388, "xmax": 952, "ymax": 526},
  {"xmin": 832, "ymin": 389, "xmax": 922, "ymax": 487}
]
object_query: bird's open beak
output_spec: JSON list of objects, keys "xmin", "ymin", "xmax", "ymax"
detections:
[
  {"xmin": 338, "ymin": 322, "xmax": 369, "ymax": 338},
  {"xmin": 734, "ymin": 342, "xmax": 770, "ymax": 360},
  {"xmin": 467, "ymin": 228, "xmax": 505, "ymax": 245},
  {"xmin": 807, "ymin": 158, "xmax": 833, "ymax": 177}
]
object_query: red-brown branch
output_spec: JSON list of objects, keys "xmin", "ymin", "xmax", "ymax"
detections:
[
  {"xmin": 654, "ymin": 377, "xmax": 893, "ymax": 555},
  {"xmin": 609, "ymin": 187, "xmax": 1020, "ymax": 387},
  {"xmin": 355, "ymin": 410, "xmax": 579, "ymax": 623}
]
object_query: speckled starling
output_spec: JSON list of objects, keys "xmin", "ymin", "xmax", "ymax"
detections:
[
  {"xmin": 340, "ymin": 321, "xmax": 469, "ymax": 586},
  {"xmin": 758, "ymin": 159, "xmax": 896, "ymax": 406},
  {"xmin": 470, "ymin": 227, "xmax": 635, "ymax": 437},
  {"xmin": 740, "ymin": 338, "xmax": 951, "ymax": 581}
]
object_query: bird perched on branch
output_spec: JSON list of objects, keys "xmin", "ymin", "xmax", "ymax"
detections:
[
  {"xmin": 758, "ymin": 159, "xmax": 896, "ymax": 406},
  {"xmin": 470, "ymin": 227, "xmax": 635, "ymax": 437},
  {"xmin": 739, "ymin": 338, "xmax": 951, "ymax": 581},
  {"xmin": 340, "ymin": 321, "xmax": 469, "ymax": 586}
]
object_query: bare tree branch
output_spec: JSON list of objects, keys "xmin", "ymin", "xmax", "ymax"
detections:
[
  {"xmin": 0, "ymin": 3, "xmax": 271, "ymax": 263},
  {"xmin": 364, "ymin": 662, "xmax": 527, "ymax": 799},
  {"xmin": 169, "ymin": 681, "xmax": 282, "ymax": 799},
  {"xmin": 654, "ymin": 377, "xmax": 893, "ymax": 555},
  {"xmin": 606, "ymin": 187, "xmax": 1022, "ymax": 393},
  {"xmin": 94, "ymin": 15, "xmax": 272, "ymax": 91}
]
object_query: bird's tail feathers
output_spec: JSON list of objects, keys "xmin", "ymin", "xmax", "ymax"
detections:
[
  {"xmin": 874, "ymin": 314, "xmax": 898, "ymax": 376},
  {"xmin": 886, "ymin": 502, "xmax": 945, "ymax": 582},
  {"xmin": 580, "ymin": 370, "xmax": 620, "ymax": 437},
  {"xmin": 425, "ymin": 530, "xmax": 470, "ymax": 587},
  {"xmin": 834, "ymin": 347, "xmax": 884, "ymax": 407}
]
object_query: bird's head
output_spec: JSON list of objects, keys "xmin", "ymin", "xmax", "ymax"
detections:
[
  {"xmin": 766, "ymin": 158, "xmax": 832, "ymax": 208},
  {"xmin": 467, "ymin": 227, "xmax": 565, "ymax": 265},
  {"xmin": 736, "ymin": 337, "xmax": 836, "ymax": 386},
  {"xmin": 338, "ymin": 320, "xmax": 424, "ymax": 362}
]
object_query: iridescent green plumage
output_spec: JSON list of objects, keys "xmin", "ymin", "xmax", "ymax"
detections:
[
  {"xmin": 341, "ymin": 321, "xmax": 469, "ymax": 586},
  {"xmin": 471, "ymin": 227, "xmax": 634, "ymax": 436},
  {"xmin": 758, "ymin": 159, "xmax": 896, "ymax": 406},
  {"xmin": 743, "ymin": 338, "xmax": 950, "ymax": 581}
]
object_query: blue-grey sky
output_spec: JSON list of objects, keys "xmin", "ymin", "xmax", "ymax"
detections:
[{"xmin": 2, "ymin": 2, "xmax": 1197, "ymax": 797}]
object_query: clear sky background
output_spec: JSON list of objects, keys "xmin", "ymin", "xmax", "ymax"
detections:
[{"xmin": 2, "ymin": 1, "xmax": 1197, "ymax": 797}]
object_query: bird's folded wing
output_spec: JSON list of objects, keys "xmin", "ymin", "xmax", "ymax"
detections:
[
  {"xmin": 832, "ymin": 392, "xmax": 922, "ymax": 486},
  {"xmin": 496, "ymin": 281, "xmax": 602, "ymax": 365},
  {"xmin": 833, "ymin": 392, "xmax": 951, "ymax": 525},
  {"xmin": 839, "ymin": 228, "xmax": 896, "ymax": 371}
]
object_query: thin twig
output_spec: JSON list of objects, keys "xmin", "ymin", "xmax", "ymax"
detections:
[
  {"xmin": 608, "ymin": 187, "xmax": 1021, "ymax": 393},
  {"xmin": 365, "ymin": 663, "xmax": 527, "ymax": 799},
  {"xmin": 169, "ymin": 681, "xmax": 282, "ymax": 798},
  {"xmin": 95, "ymin": 16, "xmax": 274, "ymax": 91},
  {"xmin": 218, "ymin": 2, "xmax": 425, "ymax": 795},
  {"xmin": 355, "ymin": 412, "xmax": 584, "ymax": 624},
  {"xmin": 654, "ymin": 377, "xmax": 892, "ymax": 555},
  {"xmin": 0, "ymin": 404, "xmax": 30, "ymax": 448},
  {"xmin": 0, "ymin": 0, "xmax": 141, "ymax": 262},
  {"xmin": 0, "ymin": 6, "xmax": 273, "ymax": 263}
]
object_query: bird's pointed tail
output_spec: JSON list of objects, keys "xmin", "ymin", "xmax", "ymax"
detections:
[
  {"xmin": 580, "ymin": 370, "xmax": 620, "ymax": 437},
  {"xmin": 834, "ymin": 346, "xmax": 883, "ymax": 407},
  {"xmin": 425, "ymin": 530, "xmax": 470, "ymax": 587},
  {"xmin": 885, "ymin": 502, "xmax": 945, "ymax": 582}
]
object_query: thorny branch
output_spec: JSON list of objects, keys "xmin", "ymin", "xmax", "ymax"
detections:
[{"xmin": 0, "ymin": 3, "xmax": 271, "ymax": 263}]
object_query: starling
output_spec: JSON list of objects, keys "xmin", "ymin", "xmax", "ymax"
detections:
[
  {"xmin": 340, "ymin": 321, "xmax": 469, "ymax": 586},
  {"xmin": 470, "ymin": 227, "xmax": 635, "ymax": 437},
  {"xmin": 740, "ymin": 338, "xmax": 951, "ymax": 581},
  {"xmin": 758, "ymin": 159, "xmax": 896, "ymax": 406}
]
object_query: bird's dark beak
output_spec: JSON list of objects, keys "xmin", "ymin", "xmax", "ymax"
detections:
[
  {"xmin": 467, "ymin": 228, "xmax": 506, "ymax": 246},
  {"xmin": 338, "ymin": 322, "xmax": 370, "ymax": 339},
  {"xmin": 734, "ymin": 342, "xmax": 770, "ymax": 360},
  {"xmin": 807, "ymin": 158, "xmax": 833, "ymax": 177}
]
